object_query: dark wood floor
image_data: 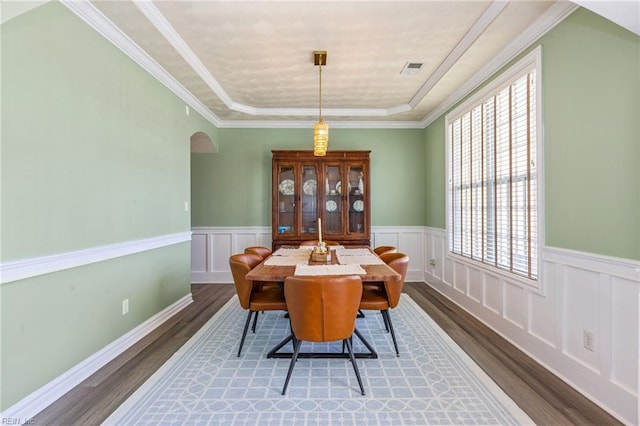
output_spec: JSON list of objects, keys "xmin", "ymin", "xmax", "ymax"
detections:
[{"xmin": 33, "ymin": 282, "xmax": 622, "ymax": 425}]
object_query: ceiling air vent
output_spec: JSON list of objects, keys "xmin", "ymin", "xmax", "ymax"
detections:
[{"xmin": 400, "ymin": 62, "xmax": 424, "ymax": 75}]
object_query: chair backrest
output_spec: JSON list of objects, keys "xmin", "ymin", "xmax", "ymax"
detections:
[
  {"xmin": 373, "ymin": 245, "xmax": 397, "ymax": 256},
  {"xmin": 229, "ymin": 253, "xmax": 263, "ymax": 309},
  {"xmin": 284, "ymin": 275, "xmax": 362, "ymax": 342},
  {"xmin": 299, "ymin": 240, "xmax": 340, "ymax": 246},
  {"xmin": 244, "ymin": 246, "xmax": 272, "ymax": 260},
  {"xmin": 380, "ymin": 252, "xmax": 409, "ymax": 308}
]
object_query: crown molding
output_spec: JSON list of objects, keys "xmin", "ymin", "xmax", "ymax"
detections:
[
  {"xmin": 60, "ymin": 0, "xmax": 222, "ymax": 127},
  {"xmin": 63, "ymin": 0, "xmax": 577, "ymax": 130},
  {"xmin": 421, "ymin": 1, "xmax": 579, "ymax": 127}
]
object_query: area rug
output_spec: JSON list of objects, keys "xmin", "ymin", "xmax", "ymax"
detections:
[{"xmin": 104, "ymin": 294, "xmax": 533, "ymax": 425}]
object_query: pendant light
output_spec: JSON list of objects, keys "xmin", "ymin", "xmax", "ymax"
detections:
[{"xmin": 313, "ymin": 51, "xmax": 328, "ymax": 156}]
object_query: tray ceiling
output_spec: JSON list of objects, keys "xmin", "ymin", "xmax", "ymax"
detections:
[{"xmin": 68, "ymin": 1, "xmax": 580, "ymax": 128}]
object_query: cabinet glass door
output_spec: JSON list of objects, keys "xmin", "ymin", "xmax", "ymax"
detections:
[
  {"xmin": 324, "ymin": 164, "xmax": 343, "ymax": 235},
  {"xmin": 347, "ymin": 164, "xmax": 365, "ymax": 235},
  {"xmin": 300, "ymin": 164, "xmax": 319, "ymax": 235},
  {"xmin": 276, "ymin": 164, "xmax": 296, "ymax": 235}
]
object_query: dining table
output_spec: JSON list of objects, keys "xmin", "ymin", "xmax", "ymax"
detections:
[
  {"xmin": 245, "ymin": 245, "xmax": 401, "ymax": 283},
  {"xmin": 245, "ymin": 245, "xmax": 402, "ymax": 359}
]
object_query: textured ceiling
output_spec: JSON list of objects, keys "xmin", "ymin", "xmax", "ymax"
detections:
[{"xmin": 84, "ymin": 0, "xmax": 574, "ymax": 127}]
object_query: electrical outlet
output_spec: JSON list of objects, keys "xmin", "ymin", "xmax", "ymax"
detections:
[
  {"xmin": 122, "ymin": 299, "xmax": 129, "ymax": 316},
  {"xmin": 583, "ymin": 330, "xmax": 594, "ymax": 351}
]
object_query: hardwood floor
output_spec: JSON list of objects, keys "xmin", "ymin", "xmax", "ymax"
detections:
[{"xmin": 33, "ymin": 282, "xmax": 622, "ymax": 425}]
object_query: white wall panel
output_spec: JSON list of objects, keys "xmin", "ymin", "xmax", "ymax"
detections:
[
  {"xmin": 190, "ymin": 233, "xmax": 207, "ymax": 273},
  {"xmin": 467, "ymin": 267, "xmax": 483, "ymax": 303},
  {"xmin": 563, "ymin": 265, "xmax": 601, "ymax": 370},
  {"xmin": 453, "ymin": 262, "xmax": 467, "ymax": 293},
  {"xmin": 611, "ymin": 276, "xmax": 639, "ymax": 394},
  {"xmin": 528, "ymin": 287, "xmax": 556, "ymax": 348},
  {"xmin": 503, "ymin": 281, "xmax": 525, "ymax": 329},
  {"xmin": 483, "ymin": 273, "xmax": 501, "ymax": 315}
]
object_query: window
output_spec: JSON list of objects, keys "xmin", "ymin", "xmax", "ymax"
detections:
[{"xmin": 447, "ymin": 50, "xmax": 540, "ymax": 281}]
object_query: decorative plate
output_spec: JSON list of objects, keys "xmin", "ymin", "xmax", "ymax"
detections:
[
  {"xmin": 303, "ymin": 179, "xmax": 317, "ymax": 195},
  {"xmin": 326, "ymin": 200, "xmax": 338, "ymax": 212},
  {"xmin": 278, "ymin": 179, "xmax": 294, "ymax": 195},
  {"xmin": 335, "ymin": 181, "xmax": 351, "ymax": 194},
  {"xmin": 353, "ymin": 200, "xmax": 364, "ymax": 212}
]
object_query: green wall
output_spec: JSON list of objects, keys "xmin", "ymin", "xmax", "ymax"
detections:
[
  {"xmin": 191, "ymin": 128, "xmax": 425, "ymax": 227},
  {"xmin": 542, "ymin": 8, "xmax": 639, "ymax": 260},
  {"xmin": 423, "ymin": 8, "xmax": 640, "ymax": 261},
  {"xmin": 1, "ymin": 2, "xmax": 215, "ymax": 409}
]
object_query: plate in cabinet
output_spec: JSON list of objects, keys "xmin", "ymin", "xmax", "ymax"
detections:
[
  {"xmin": 303, "ymin": 179, "xmax": 317, "ymax": 195},
  {"xmin": 279, "ymin": 179, "xmax": 294, "ymax": 195},
  {"xmin": 326, "ymin": 200, "xmax": 338, "ymax": 212}
]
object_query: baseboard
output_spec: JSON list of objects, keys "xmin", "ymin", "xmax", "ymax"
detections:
[{"xmin": 0, "ymin": 293, "xmax": 193, "ymax": 422}]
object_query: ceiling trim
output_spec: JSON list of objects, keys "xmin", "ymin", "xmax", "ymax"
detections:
[
  {"xmin": 420, "ymin": 0, "xmax": 578, "ymax": 128},
  {"xmin": 62, "ymin": 0, "xmax": 578, "ymax": 130},
  {"xmin": 134, "ymin": 0, "xmax": 511, "ymax": 120},
  {"xmin": 217, "ymin": 120, "xmax": 425, "ymax": 130},
  {"xmin": 60, "ymin": 0, "xmax": 223, "ymax": 127},
  {"xmin": 408, "ymin": 1, "xmax": 507, "ymax": 109}
]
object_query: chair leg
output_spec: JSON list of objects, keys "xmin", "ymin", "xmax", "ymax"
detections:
[
  {"xmin": 251, "ymin": 310, "xmax": 259, "ymax": 333},
  {"xmin": 382, "ymin": 310, "xmax": 399, "ymax": 356},
  {"xmin": 282, "ymin": 338, "xmax": 303, "ymax": 395},
  {"xmin": 380, "ymin": 311, "xmax": 390, "ymax": 332},
  {"xmin": 344, "ymin": 338, "xmax": 365, "ymax": 395},
  {"xmin": 238, "ymin": 310, "xmax": 254, "ymax": 357}
]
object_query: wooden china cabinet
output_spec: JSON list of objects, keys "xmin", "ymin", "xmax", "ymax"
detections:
[{"xmin": 272, "ymin": 150, "xmax": 371, "ymax": 250}]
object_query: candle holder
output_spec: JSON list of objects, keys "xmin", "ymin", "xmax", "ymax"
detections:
[{"xmin": 311, "ymin": 241, "xmax": 331, "ymax": 262}]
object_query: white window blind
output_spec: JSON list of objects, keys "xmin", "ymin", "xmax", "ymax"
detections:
[{"xmin": 448, "ymin": 68, "xmax": 538, "ymax": 280}]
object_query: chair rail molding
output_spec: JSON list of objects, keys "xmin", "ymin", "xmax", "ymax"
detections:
[{"xmin": 0, "ymin": 232, "xmax": 192, "ymax": 285}]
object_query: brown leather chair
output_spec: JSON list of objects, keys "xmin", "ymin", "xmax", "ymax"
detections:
[
  {"xmin": 363, "ymin": 246, "xmax": 397, "ymax": 291},
  {"xmin": 373, "ymin": 245, "xmax": 397, "ymax": 256},
  {"xmin": 281, "ymin": 275, "xmax": 365, "ymax": 395},
  {"xmin": 244, "ymin": 246, "xmax": 272, "ymax": 260},
  {"xmin": 243, "ymin": 246, "xmax": 279, "ymax": 290},
  {"xmin": 359, "ymin": 252, "xmax": 409, "ymax": 356},
  {"xmin": 299, "ymin": 240, "xmax": 340, "ymax": 246},
  {"xmin": 229, "ymin": 253, "xmax": 288, "ymax": 356}
]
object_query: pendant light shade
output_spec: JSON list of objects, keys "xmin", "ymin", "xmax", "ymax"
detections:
[{"xmin": 313, "ymin": 51, "xmax": 328, "ymax": 156}]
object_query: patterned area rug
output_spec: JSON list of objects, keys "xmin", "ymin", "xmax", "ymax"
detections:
[{"xmin": 105, "ymin": 294, "xmax": 533, "ymax": 425}]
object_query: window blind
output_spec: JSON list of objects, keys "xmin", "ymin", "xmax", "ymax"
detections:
[{"xmin": 448, "ymin": 70, "xmax": 537, "ymax": 280}]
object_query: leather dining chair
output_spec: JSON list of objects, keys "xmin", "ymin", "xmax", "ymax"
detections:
[
  {"xmin": 299, "ymin": 240, "xmax": 340, "ymax": 246},
  {"xmin": 281, "ymin": 275, "xmax": 365, "ymax": 396},
  {"xmin": 229, "ymin": 253, "xmax": 288, "ymax": 356},
  {"xmin": 244, "ymin": 246, "xmax": 272, "ymax": 260},
  {"xmin": 373, "ymin": 245, "xmax": 397, "ymax": 256},
  {"xmin": 359, "ymin": 252, "xmax": 409, "ymax": 356},
  {"xmin": 244, "ymin": 246, "xmax": 279, "ymax": 290},
  {"xmin": 363, "ymin": 246, "xmax": 397, "ymax": 291}
]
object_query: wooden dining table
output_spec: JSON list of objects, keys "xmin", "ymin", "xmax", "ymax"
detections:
[
  {"xmin": 245, "ymin": 245, "xmax": 401, "ymax": 359},
  {"xmin": 245, "ymin": 246, "xmax": 402, "ymax": 283}
]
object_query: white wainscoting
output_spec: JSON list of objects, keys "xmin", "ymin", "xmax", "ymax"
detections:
[
  {"xmin": 193, "ymin": 225, "xmax": 639, "ymax": 423},
  {"xmin": 190, "ymin": 226, "xmax": 426, "ymax": 283},
  {"xmin": 423, "ymin": 227, "xmax": 639, "ymax": 425}
]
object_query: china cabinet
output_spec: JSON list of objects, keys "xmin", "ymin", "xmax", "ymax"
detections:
[{"xmin": 272, "ymin": 150, "xmax": 370, "ymax": 250}]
